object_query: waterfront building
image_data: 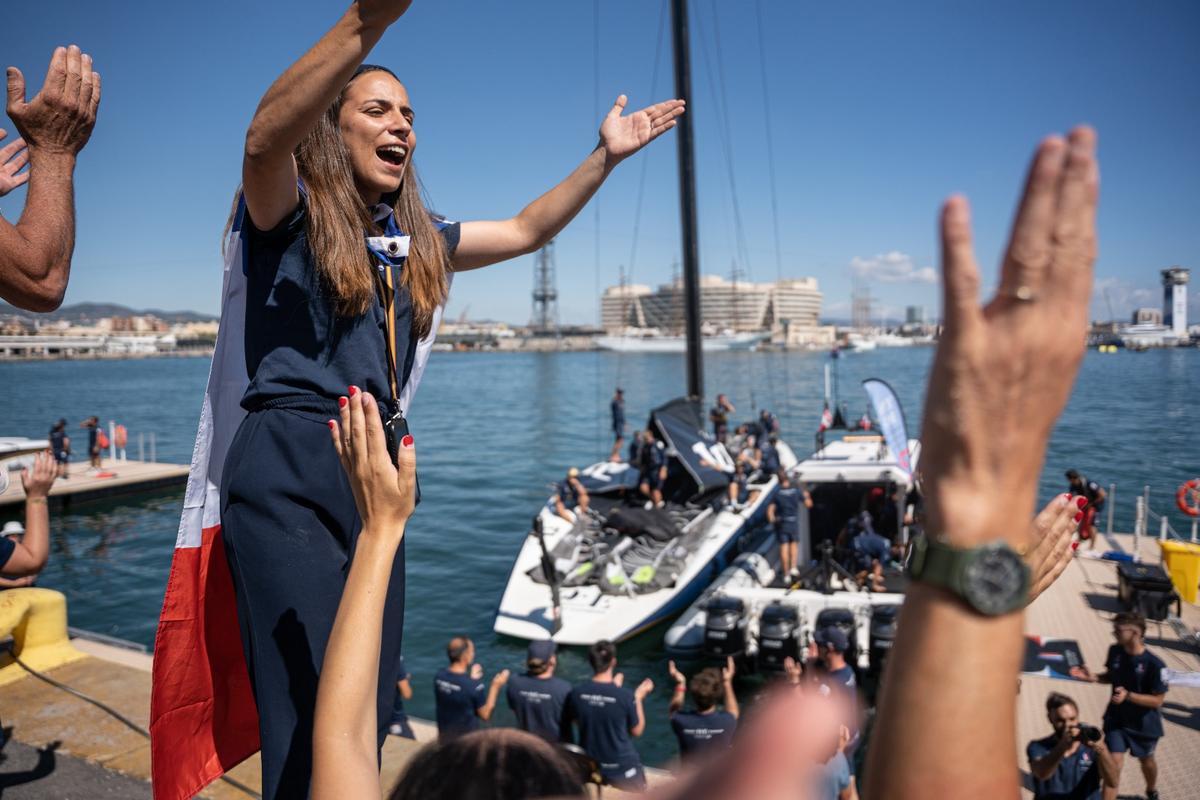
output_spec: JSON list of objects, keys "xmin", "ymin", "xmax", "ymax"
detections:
[
  {"xmin": 905, "ymin": 305, "xmax": 926, "ymax": 325},
  {"xmin": 1162, "ymin": 266, "xmax": 1189, "ymax": 338},
  {"xmin": 600, "ymin": 274, "xmax": 824, "ymax": 334}
]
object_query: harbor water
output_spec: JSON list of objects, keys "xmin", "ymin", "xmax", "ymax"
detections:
[{"xmin": 1, "ymin": 347, "xmax": 1197, "ymax": 767}]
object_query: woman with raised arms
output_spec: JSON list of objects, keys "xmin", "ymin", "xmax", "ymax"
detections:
[{"xmin": 221, "ymin": 1, "xmax": 683, "ymax": 795}]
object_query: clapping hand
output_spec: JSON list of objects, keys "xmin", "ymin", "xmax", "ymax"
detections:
[
  {"xmin": 470, "ymin": 663, "xmax": 484, "ymax": 681},
  {"xmin": 492, "ymin": 669, "xmax": 511, "ymax": 688},
  {"xmin": 329, "ymin": 387, "xmax": 415, "ymax": 537},
  {"xmin": 599, "ymin": 95, "xmax": 685, "ymax": 165},
  {"xmin": 0, "ymin": 129, "xmax": 28, "ymax": 196},
  {"xmin": 721, "ymin": 656, "xmax": 736, "ymax": 685},
  {"xmin": 634, "ymin": 677, "xmax": 655, "ymax": 700},
  {"xmin": 920, "ymin": 128, "xmax": 1098, "ymax": 550},
  {"xmin": 6, "ymin": 46, "xmax": 100, "ymax": 156},
  {"xmin": 1025, "ymin": 494, "xmax": 1081, "ymax": 603},
  {"xmin": 668, "ymin": 659, "xmax": 687, "ymax": 687},
  {"xmin": 21, "ymin": 450, "xmax": 55, "ymax": 499}
]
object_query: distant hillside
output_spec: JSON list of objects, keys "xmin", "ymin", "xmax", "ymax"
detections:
[{"xmin": 0, "ymin": 302, "xmax": 217, "ymax": 324}]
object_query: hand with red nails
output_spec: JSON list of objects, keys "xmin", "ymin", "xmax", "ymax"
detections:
[
  {"xmin": 1025, "ymin": 494, "xmax": 1081, "ymax": 603},
  {"xmin": 315, "ymin": 385, "xmax": 416, "ymax": 800},
  {"xmin": 328, "ymin": 386, "xmax": 415, "ymax": 539}
]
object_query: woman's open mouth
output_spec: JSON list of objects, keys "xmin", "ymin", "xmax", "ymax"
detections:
[{"xmin": 377, "ymin": 145, "xmax": 408, "ymax": 169}]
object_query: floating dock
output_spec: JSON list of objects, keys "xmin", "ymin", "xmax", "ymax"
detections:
[
  {"xmin": 1017, "ymin": 533, "xmax": 1200, "ymax": 798},
  {"xmin": 0, "ymin": 459, "xmax": 189, "ymax": 512},
  {"xmin": 1, "ymin": 533, "xmax": 1195, "ymax": 797}
]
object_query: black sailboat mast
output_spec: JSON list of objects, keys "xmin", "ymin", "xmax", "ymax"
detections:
[{"xmin": 671, "ymin": 0, "xmax": 703, "ymax": 402}]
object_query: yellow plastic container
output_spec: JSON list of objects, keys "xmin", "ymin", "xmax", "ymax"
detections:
[{"xmin": 1160, "ymin": 540, "xmax": 1200, "ymax": 605}]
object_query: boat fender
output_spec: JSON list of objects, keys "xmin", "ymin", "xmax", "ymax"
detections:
[{"xmin": 1177, "ymin": 479, "xmax": 1200, "ymax": 518}]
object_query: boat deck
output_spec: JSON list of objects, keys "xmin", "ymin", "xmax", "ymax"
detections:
[
  {"xmin": 0, "ymin": 459, "xmax": 189, "ymax": 512},
  {"xmin": 1018, "ymin": 532, "xmax": 1200, "ymax": 798}
]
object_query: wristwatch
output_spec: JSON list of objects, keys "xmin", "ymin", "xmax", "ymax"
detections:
[{"xmin": 908, "ymin": 536, "xmax": 1030, "ymax": 615}]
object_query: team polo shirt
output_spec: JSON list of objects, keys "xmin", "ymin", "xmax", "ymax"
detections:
[
  {"xmin": 1101, "ymin": 645, "xmax": 1168, "ymax": 737},
  {"xmin": 506, "ymin": 673, "xmax": 572, "ymax": 742},
  {"xmin": 670, "ymin": 709, "xmax": 737, "ymax": 758},
  {"xmin": 1026, "ymin": 736, "xmax": 1101, "ymax": 800},
  {"xmin": 760, "ymin": 442, "xmax": 781, "ymax": 473},
  {"xmin": 564, "ymin": 680, "xmax": 642, "ymax": 776},
  {"xmin": 852, "ymin": 530, "xmax": 891, "ymax": 569},
  {"xmin": 434, "ymin": 668, "xmax": 485, "ymax": 740},
  {"xmin": 0, "ymin": 536, "xmax": 14, "ymax": 571},
  {"xmin": 239, "ymin": 197, "xmax": 460, "ymax": 414},
  {"xmin": 773, "ymin": 487, "xmax": 802, "ymax": 533}
]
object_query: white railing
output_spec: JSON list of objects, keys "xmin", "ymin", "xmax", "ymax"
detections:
[
  {"xmin": 104, "ymin": 419, "xmax": 158, "ymax": 464},
  {"xmin": 1126, "ymin": 482, "xmax": 1198, "ymax": 546}
]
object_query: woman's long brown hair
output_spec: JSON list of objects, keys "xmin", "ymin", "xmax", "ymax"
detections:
[{"xmin": 293, "ymin": 66, "xmax": 449, "ymax": 337}]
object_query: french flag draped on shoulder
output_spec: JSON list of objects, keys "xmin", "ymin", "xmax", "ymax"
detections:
[{"xmin": 149, "ymin": 197, "xmax": 259, "ymax": 800}]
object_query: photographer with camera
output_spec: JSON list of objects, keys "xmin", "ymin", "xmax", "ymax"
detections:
[{"xmin": 1027, "ymin": 693, "xmax": 1118, "ymax": 800}]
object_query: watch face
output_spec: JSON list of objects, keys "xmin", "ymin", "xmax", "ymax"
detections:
[{"xmin": 963, "ymin": 545, "xmax": 1028, "ymax": 615}]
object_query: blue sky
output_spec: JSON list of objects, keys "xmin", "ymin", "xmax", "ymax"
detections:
[{"xmin": 2, "ymin": 0, "xmax": 1198, "ymax": 324}]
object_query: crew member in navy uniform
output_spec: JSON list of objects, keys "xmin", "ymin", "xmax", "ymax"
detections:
[
  {"xmin": 666, "ymin": 657, "xmax": 739, "ymax": 761},
  {"xmin": 1027, "ymin": 692, "xmax": 1118, "ymax": 800},
  {"xmin": 216, "ymin": 3, "xmax": 683, "ymax": 794},
  {"xmin": 760, "ymin": 434, "xmax": 782, "ymax": 476},
  {"xmin": 637, "ymin": 431, "xmax": 667, "ymax": 508},
  {"xmin": 563, "ymin": 640, "xmax": 654, "ymax": 790},
  {"xmin": 553, "ymin": 467, "xmax": 590, "ymax": 522},
  {"xmin": 386, "ymin": 657, "xmax": 414, "ymax": 738},
  {"xmin": 433, "ymin": 636, "xmax": 509, "ymax": 742},
  {"xmin": 48, "ymin": 418, "xmax": 69, "ymax": 479},
  {"xmin": 1070, "ymin": 612, "xmax": 1168, "ymax": 800},
  {"xmin": 506, "ymin": 640, "xmax": 572, "ymax": 743},
  {"xmin": 768, "ymin": 472, "xmax": 809, "ymax": 581},
  {"xmin": 709, "ymin": 393, "xmax": 735, "ymax": 442},
  {"xmin": 610, "ymin": 388, "xmax": 626, "ymax": 443},
  {"xmin": 1065, "ymin": 469, "xmax": 1107, "ymax": 549}
]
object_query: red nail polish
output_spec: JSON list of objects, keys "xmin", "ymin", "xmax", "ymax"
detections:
[
  {"xmin": 349, "ymin": 385, "xmax": 358, "ymax": 396},
  {"xmin": 1075, "ymin": 497, "xmax": 1087, "ymax": 509},
  {"xmin": 328, "ymin": 420, "xmax": 336, "ymax": 430},
  {"xmin": 338, "ymin": 397, "xmax": 348, "ymax": 408},
  {"xmin": 401, "ymin": 434, "xmax": 414, "ymax": 448},
  {"xmin": 1074, "ymin": 512, "xmax": 1083, "ymax": 522}
]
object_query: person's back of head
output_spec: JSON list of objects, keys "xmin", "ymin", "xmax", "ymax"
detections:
[
  {"xmin": 587, "ymin": 640, "xmax": 616, "ymax": 675},
  {"xmin": 389, "ymin": 728, "xmax": 585, "ymax": 800},
  {"xmin": 688, "ymin": 668, "xmax": 723, "ymax": 713},
  {"xmin": 447, "ymin": 636, "xmax": 472, "ymax": 666}
]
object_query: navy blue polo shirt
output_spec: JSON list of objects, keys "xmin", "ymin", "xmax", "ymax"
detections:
[
  {"xmin": 760, "ymin": 442, "xmax": 781, "ymax": 474},
  {"xmin": 557, "ymin": 480, "xmax": 580, "ymax": 506},
  {"xmin": 1026, "ymin": 736, "xmax": 1101, "ymax": 800},
  {"xmin": 0, "ymin": 536, "xmax": 14, "ymax": 571},
  {"xmin": 506, "ymin": 673, "xmax": 572, "ymax": 742},
  {"xmin": 389, "ymin": 658, "xmax": 411, "ymax": 725},
  {"xmin": 564, "ymin": 680, "xmax": 642, "ymax": 775},
  {"xmin": 773, "ymin": 486, "xmax": 802, "ymax": 533},
  {"xmin": 434, "ymin": 668, "xmax": 485, "ymax": 740},
  {"xmin": 238, "ymin": 198, "xmax": 460, "ymax": 413},
  {"xmin": 611, "ymin": 399, "xmax": 625, "ymax": 427},
  {"xmin": 670, "ymin": 709, "xmax": 737, "ymax": 758},
  {"xmin": 1101, "ymin": 645, "xmax": 1167, "ymax": 737},
  {"xmin": 49, "ymin": 429, "xmax": 67, "ymax": 455}
]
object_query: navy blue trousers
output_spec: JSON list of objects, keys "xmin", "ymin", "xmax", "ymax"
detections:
[{"xmin": 220, "ymin": 407, "xmax": 406, "ymax": 799}]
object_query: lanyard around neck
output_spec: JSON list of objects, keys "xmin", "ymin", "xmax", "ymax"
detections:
[{"xmin": 376, "ymin": 264, "xmax": 400, "ymax": 407}]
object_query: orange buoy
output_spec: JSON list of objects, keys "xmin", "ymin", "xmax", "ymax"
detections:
[{"xmin": 1177, "ymin": 479, "xmax": 1200, "ymax": 518}]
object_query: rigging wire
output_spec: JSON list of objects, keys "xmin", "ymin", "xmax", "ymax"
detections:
[
  {"xmin": 593, "ymin": 0, "xmax": 603, "ymax": 452},
  {"xmin": 616, "ymin": 0, "xmax": 670, "ymax": 392},
  {"xmin": 754, "ymin": 0, "xmax": 792, "ymax": 418}
]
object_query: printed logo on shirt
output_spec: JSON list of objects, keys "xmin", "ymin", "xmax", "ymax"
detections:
[
  {"xmin": 579, "ymin": 693, "xmax": 619, "ymax": 707},
  {"xmin": 517, "ymin": 689, "xmax": 555, "ymax": 704}
]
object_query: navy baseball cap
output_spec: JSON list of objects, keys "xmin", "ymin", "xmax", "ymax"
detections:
[
  {"xmin": 528, "ymin": 640, "xmax": 557, "ymax": 661},
  {"xmin": 814, "ymin": 626, "xmax": 849, "ymax": 652}
]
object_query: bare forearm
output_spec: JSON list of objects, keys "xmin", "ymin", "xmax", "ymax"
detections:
[
  {"xmin": 723, "ymin": 682, "xmax": 740, "ymax": 719},
  {"xmin": 632, "ymin": 699, "xmax": 646, "ymax": 737},
  {"xmin": 1125, "ymin": 692, "xmax": 1165, "ymax": 709},
  {"xmin": 312, "ymin": 531, "xmax": 402, "ymax": 798},
  {"xmin": 1095, "ymin": 747, "xmax": 1119, "ymax": 787},
  {"xmin": 0, "ymin": 151, "xmax": 76, "ymax": 311},
  {"xmin": 865, "ymin": 584, "xmax": 1023, "ymax": 799},
  {"xmin": 479, "ymin": 683, "xmax": 504, "ymax": 721},
  {"xmin": 513, "ymin": 146, "xmax": 612, "ymax": 250},
  {"xmin": 20, "ymin": 500, "xmax": 50, "ymax": 571},
  {"xmin": 245, "ymin": 6, "xmax": 390, "ymax": 161}
]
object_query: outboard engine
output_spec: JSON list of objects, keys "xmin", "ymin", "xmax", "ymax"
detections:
[
  {"xmin": 868, "ymin": 604, "xmax": 900, "ymax": 675},
  {"xmin": 814, "ymin": 607, "xmax": 859, "ymax": 666},
  {"xmin": 757, "ymin": 603, "xmax": 801, "ymax": 672},
  {"xmin": 703, "ymin": 595, "xmax": 747, "ymax": 658}
]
